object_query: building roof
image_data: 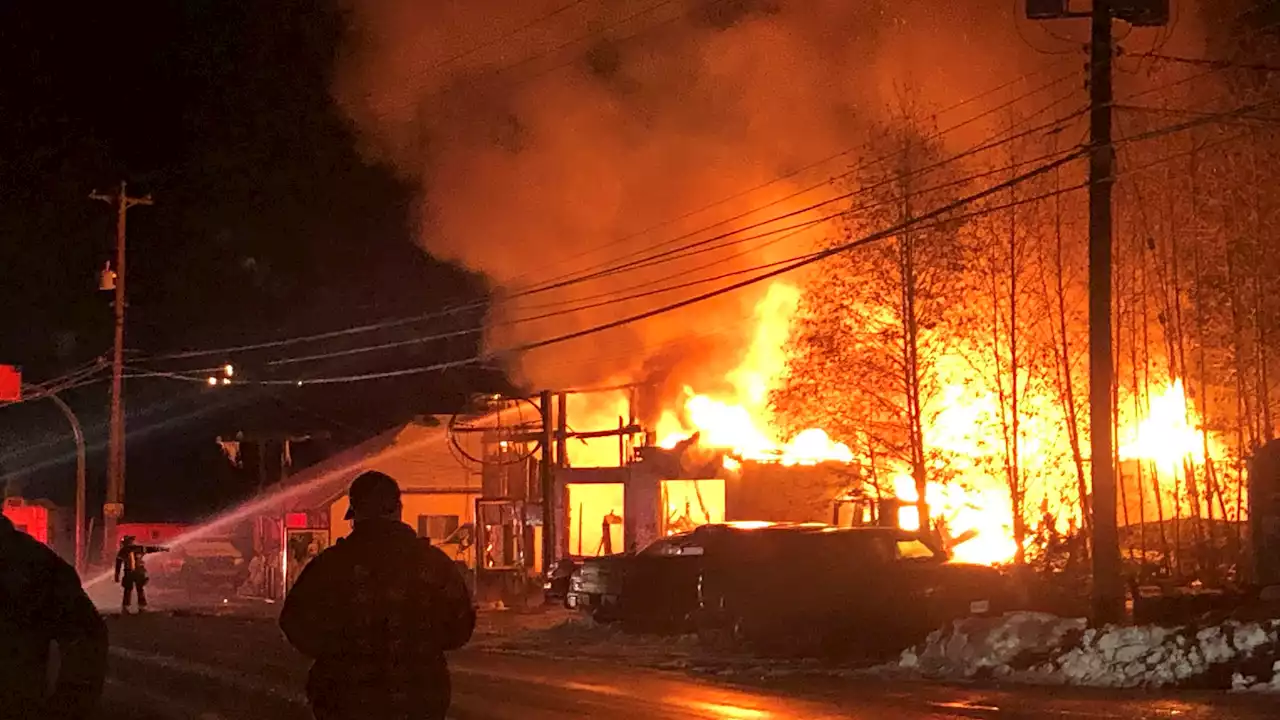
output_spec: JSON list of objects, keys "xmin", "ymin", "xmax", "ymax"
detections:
[{"xmin": 274, "ymin": 416, "xmax": 476, "ymax": 513}]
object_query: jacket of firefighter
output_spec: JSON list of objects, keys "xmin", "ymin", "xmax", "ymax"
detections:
[
  {"xmin": 279, "ymin": 518, "xmax": 476, "ymax": 720},
  {"xmin": 113, "ymin": 540, "xmax": 165, "ymax": 583},
  {"xmin": 0, "ymin": 514, "xmax": 108, "ymax": 720}
]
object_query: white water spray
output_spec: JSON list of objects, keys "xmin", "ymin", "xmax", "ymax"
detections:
[{"xmin": 82, "ymin": 428, "xmax": 451, "ymax": 597}]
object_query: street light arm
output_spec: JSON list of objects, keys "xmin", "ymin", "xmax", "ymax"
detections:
[{"xmin": 22, "ymin": 386, "xmax": 88, "ymax": 575}]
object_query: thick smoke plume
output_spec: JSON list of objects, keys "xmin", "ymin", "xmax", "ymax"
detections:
[{"xmin": 332, "ymin": 0, "xmax": 1202, "ymax": 391}]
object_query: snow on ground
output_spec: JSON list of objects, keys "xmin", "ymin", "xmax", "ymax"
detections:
[
  {"xmin": 472, "ymin": 612, "xmax": 701, "ymax": 670},
  {"xmin": 891, "ymin": 611, "xmax": 1280, "ymax": 691},
  {"xmin": 473, "ymin": 610, "xmax": 879, "ymax": 679}
]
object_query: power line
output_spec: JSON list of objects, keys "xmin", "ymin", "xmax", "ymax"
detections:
[
  {"xmin": 0, "ymin": 361, "xmax": 109, "ymax": 410},
  {"xmin": 137, "ymin": 64, "xmax": 1086, "ymax": 365},
  {"xmin": 179, "ymin": 96, "xmax": 1280, "ymax": 387},
  {"xmin": 515, "ymin": 63, "xmax": 1083, "ymax": 288},
  {"xmin": 140, "ymin": 148, "xmax": 1090, "ymax": 387},
  {"xmin": 137, "ymin": 104, "xmax": 1086, "ymax": 374},
  {"xmin": 423, "ymin": 0, "xmax": 595, "ymax": 74},
  {"xmin": 1128, "ymin": 51, "xmax": 1280, "ymax": 75},
  {"xmin": 136, "ymin": 70, "xmax": 1256, "ymax": 378}
]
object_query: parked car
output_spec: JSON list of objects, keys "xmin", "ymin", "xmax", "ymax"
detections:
[
  {"xmin": 566, "ymin": 522, "xmax": 815, "ymax": 628},
  {"xmin": 175, "ymin": 538, "xmax": 247, "ymax": 593},
  {"xmin": 543, "ymin": 558, "xmax": 579, "ymax": 605},
  {"xmin": 567, "ymin": 522, "xmax": 1020, "ymax": 657},
  {"xmin": 696, "ymin": 527, "xmax": 1018, "ymax": 656},
  {"xmin": 566, "ymin": 553, "xmax": 627, "ymax": 620}
]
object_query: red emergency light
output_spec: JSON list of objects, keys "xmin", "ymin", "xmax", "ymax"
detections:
[
  {"xmin": 285, "ymin": 512, "xmax": 309, "ymax": 529},
  {"xmin": 0, "ymin": 365, "xmax": 20, "ymax": 402},
  {"xmin": 3, "ymin": 498, "xmax": 49, "ymax": 546}
]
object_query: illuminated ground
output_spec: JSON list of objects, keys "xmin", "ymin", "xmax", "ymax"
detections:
[{"xmin": 96, "ymin": 607, "xmax": 1280, "ymax": 720}]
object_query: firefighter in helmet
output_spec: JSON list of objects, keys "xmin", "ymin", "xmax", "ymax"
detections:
[
  {"xmin": 0, "ymin": 513, "xmax": 107, "ymax": 718},
  {"xmin": 114, "ymin": 535, "xmax": 168, "ymax": 613},
  {"xmin": 280, "ymin": 471, "xmax": 476, "ymax": 720}
]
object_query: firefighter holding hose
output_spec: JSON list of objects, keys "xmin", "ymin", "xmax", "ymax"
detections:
[{"xmin": 114, "ymin": 535, "xmax": 168, "ymax": 614}]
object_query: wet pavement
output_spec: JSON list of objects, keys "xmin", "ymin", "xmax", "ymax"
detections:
[{"xmin": 96, "ymin": 610, "xmax": 1280, "ymax": 719}]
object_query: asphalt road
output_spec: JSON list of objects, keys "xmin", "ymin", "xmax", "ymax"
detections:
[{"xmin": 99, "ymin": 612, "xmax": 1280, "ymax": 720}]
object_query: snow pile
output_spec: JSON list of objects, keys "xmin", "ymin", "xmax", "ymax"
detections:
[
  {"xmin": 896, "ymin": 613, "xmax": 1280, "ymax": 690},
  {"xmin": 1234, "ymin": 661, "xmax": 1280, "ymax": 692},
  {"xmin": 899, "ymin": 612, "xmax": 1086, "ymax": 678}
]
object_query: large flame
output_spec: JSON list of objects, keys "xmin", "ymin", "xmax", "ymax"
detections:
[
  {"xmin": 1118, "ymin": 379, "xmax": 1211, "ymax": 472},
  {"xmin": 654, "ymin": 284, "xmax": 854, "ymax": 466},
  {"xmin": 575, "ymin": 281, "xmax": 1222, "ymax": 567}
]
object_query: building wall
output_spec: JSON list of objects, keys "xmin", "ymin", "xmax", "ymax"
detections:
[
  {"xmin": 357, "ymin": 424, "xmax": 476, "ymax": 491},
  {"xmin": 725, "ymin": 462, "xmax": 853, "ymax": 524},
  {"xmin": 328, "ymin": 491, "xmax": 480, "ymax": 566}
]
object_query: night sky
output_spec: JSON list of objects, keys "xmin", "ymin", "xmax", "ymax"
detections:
[{"xmin": 0, "ymin": 1, "xmax": 506, "ymax": 521}]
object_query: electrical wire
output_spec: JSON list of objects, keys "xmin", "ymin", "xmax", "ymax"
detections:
[
  {"xmin": 137, "ymin": 149, "xmax": 1089, "ymax": 387},
  {"xmin": 508, "ymin": 63, "xmax": 1084, "ymax": 289},
  {"xmin": 135, "ymin": 89, "xmax": 1085, "ymax": 366},
  {"xmin": 422, "ymin": 0, "xmax": 596, "ymax": 75},
  {"xmin": 149, "ymin": 96, "xmax": 1280, "ymax": 387},
  {"xmin": 0, "ymin": 360, "xmax": 109, "ymax": 410},
  {"xmin": 135, "ymin": 68, "xmax": 1264, "ymax": 379},
  {"xmin": 137, "ymin": 63, "xmax": 1086, "ymax": 365},
  {"xmin": 140, "ymin": 106, "xmax": 1087, "ymax": 376}
]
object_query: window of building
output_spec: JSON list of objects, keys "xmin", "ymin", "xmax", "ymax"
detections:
[{"xmin": 418, "ymin": 514, "xmax": 460, "ymax": 542}]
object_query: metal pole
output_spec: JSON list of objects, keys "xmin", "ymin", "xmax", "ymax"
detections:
[
  {"xmin": 556, "ymin": 392, "xmax": 568, "ymax": 468},
  {"xmin": 1088, "ymin": 0, "xmax": 1123, "ymax": 624},
  {"xmin": 27, "ymin": 388, "xmax": 86, "ymax": 573},
  {"xmin": 539, "ymin": 390, "xmax": 554, "ymax": 571}
]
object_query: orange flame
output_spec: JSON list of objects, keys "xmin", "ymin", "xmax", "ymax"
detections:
[
  {"xmin": 654, "ymin": 284, "xmax": 855, "ymax": 466},
  {"xmin": 1118, "ymin": 379, "xmax": 1211, "ymax": 471},
  {"xmin": 576, "ymin": 280, "xmax": 1224, "ymax": 567}
]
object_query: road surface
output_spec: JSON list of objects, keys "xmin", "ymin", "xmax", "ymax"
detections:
[{"xmin": 100, "ymin": 612, "xmax": 1280, "ymax": 719}]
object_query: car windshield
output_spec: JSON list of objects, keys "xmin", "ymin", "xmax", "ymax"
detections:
[
  {"xmin": 895, "ymin": 538, "xmax": 938, "ymax": 561},
  {"xmin": 641, "ymin": 535, "xmax": 704, "ymax": 557}
]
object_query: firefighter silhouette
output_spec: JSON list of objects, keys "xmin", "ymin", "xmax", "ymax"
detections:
[
  {"xmin": 280, "ymin": 471, "xmax": 475, "ymax": 720},
  {"xmin": 0, "ymin": 513, "xmax": 107, "ymax": 717},
  {"xmin": 599, "ymin": 510, "xmax": 622, "ymax": 555},
  {"xmin": 114, "ymin": 535, "xmax": 168, "ymax": 613}
]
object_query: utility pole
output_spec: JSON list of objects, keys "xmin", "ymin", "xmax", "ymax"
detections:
[
  {"xmin": 1085, "ymin": 0, "xmax": 1123, "ymax": 627},
  {"xmin": 91, "ymin": 181, "xmax": 152, "ymax": 562},
  {"xmin": 539, "ymin": 390, "xmax": 555, "ymax": 574},
  {"xmin": 1026, "ymin": 0, "xmax": 1167, "ymax": 624}
]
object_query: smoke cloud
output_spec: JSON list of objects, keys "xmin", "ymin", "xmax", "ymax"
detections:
[{"xmin": 332, "ymin": 0, "xmax": 1203, "ymax": 391}]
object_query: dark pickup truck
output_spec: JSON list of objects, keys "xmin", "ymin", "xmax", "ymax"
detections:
[
  {"xmin": 697, "ymin": 526, "xmax": 1014, "ymax": 655},
  {"xmin": 566, "ymin": 522, "xmax": 788, "ymax": 625},
  {"xmin": 568, "ymin": 523, "xmax": 1017, "ymax": 656}
]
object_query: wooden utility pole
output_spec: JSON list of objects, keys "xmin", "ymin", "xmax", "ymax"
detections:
[
  {"xmin": 1086, "ymin": 0, "xmax": 1123, "ymax": 624},
  {"xmin": 91, "ymin": 181, "xmax": 152, "ymax": 561},
  {"xmin": 1026, "ymin": 0, "xmax": 1167, "ymax": 623}
]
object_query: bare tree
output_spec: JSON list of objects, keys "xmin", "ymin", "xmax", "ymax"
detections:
[{"xmin": 775, "ymin": 104, "xmax": 968, "ymax": 535}]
